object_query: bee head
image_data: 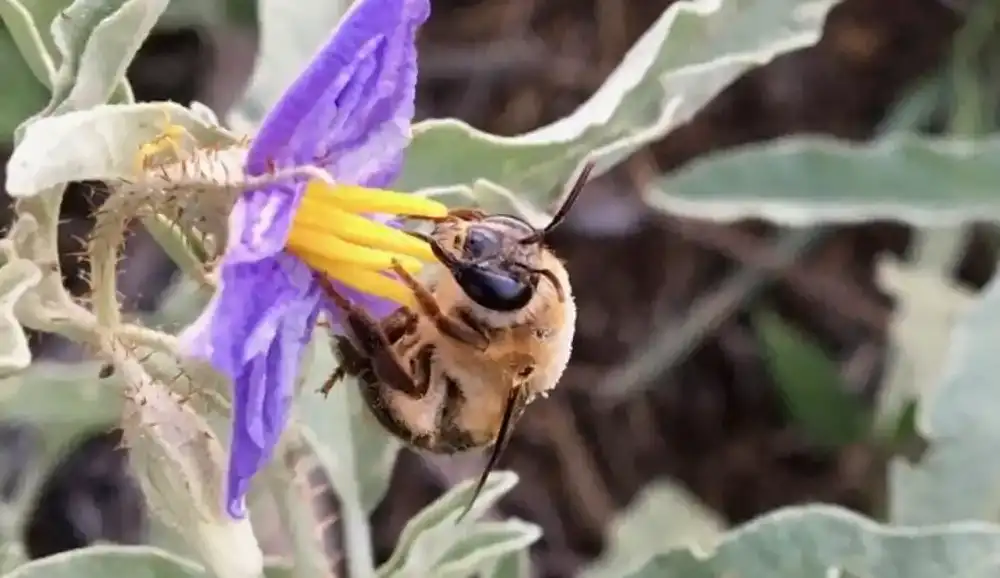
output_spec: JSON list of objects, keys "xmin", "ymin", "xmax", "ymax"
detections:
[{"xmin": 422, "ymin": 161, "xmax": 594, "ymax": 312}]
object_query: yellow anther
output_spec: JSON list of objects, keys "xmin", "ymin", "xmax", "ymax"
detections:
[
  {"xmin": 284, "ymin": 180, "xmax": 448, "ymax": 308},
  {"xmin": 295, "ymin": 196, "xmax": 437, "ymax": 263},
  {"xmin": 303, "ymin": 180, "xmax": 447, "ymax": 219},
  {"xmin": 293, "ymin": 253, "xmax": 418, "ymax": 309},
  {"xmin": 285, "ymin": 229, "xmax": 424, "ymax": 274}
]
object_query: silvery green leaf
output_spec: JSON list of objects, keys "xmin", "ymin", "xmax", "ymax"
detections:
[
  {"xmin": 294, "ymin": 339, "xmax": 403, "ymax": 578},
  {"xmin": 265, "ymin": 430, "xmax": 344, "ymax": 578},
  {"xmin": 0, "ymin": 27, "xmax": 50, "ymax": 138},
  {"xmin": 231, "ymin": 0, "xmax": 351, "ymax": 126},
  {"xmin": 398, "ymin": 0, "xmax": 841, "ymax": 210},
  {"xmin": 651, "ymin": 134, "xmax": 1000, "ymax": 225},
  {"xmin": 157, "ymin": 0, "xmax": 224, "ymax": 29},
  {"xmin": 0, "ymin": 0, "xmax": 59, "ymax": 86},
  {"xmin": 44, "ymin": 0, "xmax": 171, "ymax": 115},
  {"xmin": 581, "ymin": 482, "xmax": 724, "ymax": 578},
  {"xmin": 0, "ymin": 542, "xmax": 26, "ymax": 574},
  {"xmin": 298, "ymin": 340, "xmax": 401, "ymax": 515},
  {"xmin": 0, "ymin": 360, "xmax": 125, "ymax": 529},
  {"xmin": 874, "ymin": 245, "xmax": 973, "ymax": 438},
  {"xmin": 6, "ymin": 102, "xmax": 240, "ymax": 197},
  {"xmin": 888, "ymin": 265, "xmax": 1000, "ymax": 525},
  {"xmin": 143, "ymin": 214, "xmax": 211, "ymax": 279},
  {"xmin": 0, "ymin": 361, "xmax": 121, "ymax": 436},
  {"xmin": 187, "ymin": 100, "xmax": 220, "ymax": 126},
  {"xmin": 0, "ymin": 545, "xmax": 206, "ymax": 578},
  {"xmin": 145, "ymin": 276, "xmax": 212, "ymax": 330},
  {"xmin": 224, "ymin": 0, "xmax": 255, "ymax": 27},
  {"xmin": 483, "ymin": 549, "xmax": 532, "ymax": 578},
  {"xmin": 419, "ymin": 181, "xmax": 552, "ymax": 229},
  {"xmin": 619, "ymin": 505, "xmax": 1000, "ymax": 578},
  {"xmin": 262, "ymin": 560, "xmax": 293, "ymax": 578},
  {"xmin": 0, "ymin": 259, "xmax": 41, "ymax": 375},
  {"xmin": 432, "ymin": 519, "xmax": 541, "ymax": 578},
  {"xmin": 376, "ymin": 472, "xmax": 520, "ymax": 578}
]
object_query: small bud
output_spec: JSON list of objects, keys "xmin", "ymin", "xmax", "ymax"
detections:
[{"xmin": 121, "ymin": 373, "xmax": 262, "ymax": 578}]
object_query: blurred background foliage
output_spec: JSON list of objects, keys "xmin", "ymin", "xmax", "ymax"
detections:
[{"xmin": 0, "ymin": 0, "xmax": 996, "ymax": 576}]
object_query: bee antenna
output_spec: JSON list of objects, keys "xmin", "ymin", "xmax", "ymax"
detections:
[
  {"xmin": 519, "ymin": 160, "xmax": 595, "ymax": 245},
  {"xmin": 456, "ymin": 387, "xmax": 520, "ymax": 523},
  {"xmin": 514, "ymin": 263, "xmax": 565, "ymax": 302}
]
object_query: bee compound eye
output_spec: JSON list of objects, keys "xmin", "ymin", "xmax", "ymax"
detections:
[
  {"xmin": 462, "ymin": 227, "xmax": 501, "ymax": 260},
  {"xmin": 454, "ymin": 265, "xmax": 533, "ymax": 312}
]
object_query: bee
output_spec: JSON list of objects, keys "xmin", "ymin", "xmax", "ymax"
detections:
[{"xmin": 318, "ymin": 161, "xmax": 595, "ymax": 520}]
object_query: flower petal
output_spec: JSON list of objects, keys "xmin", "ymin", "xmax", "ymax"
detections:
[
  {"xmin": 246, "ymin": 0, "xmax": 430, "ymax": 189},
  {"xmin": 226, "ymin": 285, "xmax": 317, "ymax": 518},
  {"xmin": 225, "ymin": 182, "xmax": 302, "ymax": 264},
  {"xmin": 181, "ymin": 253, "xmax": 321, "ymax": 517}
]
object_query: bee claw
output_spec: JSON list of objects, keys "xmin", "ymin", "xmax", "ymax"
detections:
[{"xmin": 318, "ymin": 366, "xmax": 346, "ymax": 397}]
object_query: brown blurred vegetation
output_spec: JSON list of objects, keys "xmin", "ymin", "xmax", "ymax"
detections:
[{"xmin": 3, "ymin": 0, "xmax": 997, "ymax": 576}]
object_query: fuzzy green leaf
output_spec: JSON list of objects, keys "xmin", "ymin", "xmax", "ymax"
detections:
[
  {"xmin": 0, "ymin": 362, "xmax": 122, "ymax": 536},
  {"xmin": 0, "ymin": 0, "xmax": 59, "ymax": 86},
  {"xmin": 43, "ymin": 0, "xmax": 171, "ymax": 115},
  {"xmin": 889, "ymin": 268, "xmax": 1000, "ymax": 525},
  {"xmin": 0, "ymin": 361, "xmax": 122, "ymax": 426},
  {"xmin": 0, "ymin": 259, "xmax": 41, "ymax": 375},
  {"xmin": 262, "ymin": 439, "xmax": 337, "ymax": 578},
  {"xmin": 621, "ymin": 505, "xmax": 1000, "ymax": 578},
  {"xmin": 262, "ymin": 560, "xmax": 293, "ymax": 578},
  {"xmin": 433, "ymin": 520, "xmax": 542, "ymax": 578},
  {"xmin": 651, "ymin": 134, "xmax": 1000, "ymax": 225},
  {"xmin": 230, "ymin": 0, "xmax": 351, "ymax": 126},
  {"xmin": 294, "ymin": 339, "xmax": 403, "ymax": 577},
  {"xmin": 6, "ymin": 102, "xmax": 240, "ymax": 197},
  {"xmin": 0, "ymin": 542, "xmax": 26, "ymax": 575},
  {"xmin": 377, "ymin": 472, "xmax": 520, "ymax": 578},
  {"xmin": 0, "ymin": 27, "xmax": 50, "ymax": 139},
  {"xmin": 398, "ymin": 0, "xmax": 842, "ymax": 213},
  {"xmin": 0, "ymin": 545, "xmax": 205, "ymax": 578},
  {"xmin": 298, "ymin": 341, "xmax": 402, "ymax": 515},
  {"xmin": 581, "ymin": 482, "xmax": 725, "ymax": 578},
  {"xmin": 156, "ymin": 0, "xmax": 224, "ymax": 29},
  {"xmin": 144, "ymin": 214, "xmax": 211, "ymax": 277},
  {"xmin": 482, "ymin": 550, "xmax": 533, "ymax": 578},
  {"xmin": 419, "ymin": 181, "xmax": 554, "ymax": 227},
  {"xmin": 876, "ymin": 255, "xmax": 975, "ymax": 432}
]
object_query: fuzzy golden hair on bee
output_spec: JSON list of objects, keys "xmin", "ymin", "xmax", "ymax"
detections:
[{"xmin": 319, "ymin": 161, "xmax": 594, "ymax": 521}]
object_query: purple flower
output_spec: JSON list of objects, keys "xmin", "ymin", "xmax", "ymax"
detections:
[{"xmin": 179, "ymin": 0, "xmax": 447, "ymax": 518}]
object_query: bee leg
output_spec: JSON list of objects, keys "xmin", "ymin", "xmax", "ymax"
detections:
[
  {"xmin": 319, "ymin": 335, "xmax": 360, "ymax": 397},
  {"xmin": 447, "ymin": 207, "xmax": 487, "ymax": 221},
  {"xmin": 388, "ymin": 260, "xmax": 490, "ymax": 351},
  {"xmin": 399, "ymin": 207, "xmax": 486, "ymax": 223},
  {"xmin": 319, "ymin": 366, "xmax": 346, "ymax": 397},
  {"xmin": 317, "ymin": 276, "xmax": 426, "ymax": 398}
]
